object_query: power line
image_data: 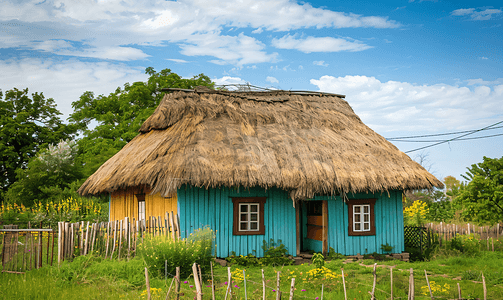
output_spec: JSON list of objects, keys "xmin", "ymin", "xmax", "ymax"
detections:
[
  {"xmin": 404, "ymin": 120, "xmax": 503, "ymax": 154},
  {"xmin": 390, "ymin": 133, "xmax": 503, "ymax": 142},
  {"xmin": 386, "ymin": 125, "xmax": 503, "ymax": 140}
]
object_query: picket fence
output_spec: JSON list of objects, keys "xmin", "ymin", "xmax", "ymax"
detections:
[
  {"xmin": 57, "ymin": 212, "xmax": 180, "ymax": 263},
  {"xmin": 425, "ymin": 222, "xmax": 501, "ymax": 242}
]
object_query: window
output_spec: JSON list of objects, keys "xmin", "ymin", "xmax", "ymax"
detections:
[
  {"xmin": 347, "ymin": 199, "xmax": 376, "ymax": 236},
  {"xmin": 136, "ymin": 194, "xmax": 146, "ymax": 221},
  {"xmin": 232, "ymin": 197, "xmax": 266, "ymax": 235}
]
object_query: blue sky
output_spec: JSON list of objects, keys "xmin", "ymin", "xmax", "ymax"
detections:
[{"xmin": 1, "ymin": 0, "xmax": 502, "ymax": 183}]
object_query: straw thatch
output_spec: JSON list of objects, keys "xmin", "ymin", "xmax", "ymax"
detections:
[{"xmin": 78, "ymin": 89, "xmax": 443, "ymax": 200}]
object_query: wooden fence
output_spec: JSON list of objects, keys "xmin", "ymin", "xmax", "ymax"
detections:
[
  {"xmin": 57, "ymin": 212, "xmax": 180, "ymax": 263},
  {"xmin": 425, "ymin": 222, "xmax": 502, "ymax": 241},
  {"xmin": 1, "ymin": 225, "xmax": 55, "ymax": 273}
]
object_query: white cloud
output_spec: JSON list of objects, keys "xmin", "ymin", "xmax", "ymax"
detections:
[
  {"xmin": 451, "ymin": 8, "xmax": 475, "ymax": 16},
  {"xmin": 166, "ymin": 58, "xmax": 190, "ymax": 63},
  {"xmin": 0, "ymin": 0, "xmax": 398, "ymax": 65},
  {"xmin": 266, "ymin": 76, "xmax": 279, "ymax": 84},
  {"xmin": 479, "ymin": 56, "xmax": 489, "ymax": 60},
  {"xmin": 0, "ymin": 58, "xmax": 148, "ymax": 118},
  {"xmin": 313, "ymin": 61, "xmax": 328, "ymax": 67},
  {"xmin": 451, "ymin": 8, "xmax": 502, "ymax": 20},
  {"xmin": 180, "ymin": 33, "xmax": 278, "ymax": 66},
  {"xmin": 272, "ymin": 35, "xmax": 372, "ymax": 53},
  {"xmin": 212, "ymin": 76, "xmax": 247, "ymax": 89},
  {"xmin": 466, "ymin": 78, "xmax": 503, "ymax": 85},
  {"xmin": 310, "ymin": 75, "xmax": 503, "ymax": 133}
]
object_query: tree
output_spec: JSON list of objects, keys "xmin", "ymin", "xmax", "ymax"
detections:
[
  {"xmin": 0, "ymin": 88, "xmax": 76, "ymax": 202},
  {"xmin": 70, "ymin": 68, "xmax": 214, "ymax": 177},
  {"xmin": 6, "ymin": 140, "xmax": 83, "ymax": 206},
  {"xmin": 457, "ymin": 156, "xmax": 503, "ymax": 225},
  {"xmin": 444, "ymin": 175, "xmax": 463, "ymax": 201}
]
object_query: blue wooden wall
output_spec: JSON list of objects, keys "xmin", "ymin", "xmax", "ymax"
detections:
[
  {"xmin": 177, "ymin": 186, "xmax": 297, "ymax": 258},
  {"xmin": 313, "ymin": 190, "xmax": 404, "ymax": 255},
  {"xmin": 178, "ymin": 186, "xmax": 404, "ymax": 257}
]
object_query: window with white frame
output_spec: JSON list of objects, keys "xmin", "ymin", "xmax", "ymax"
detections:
[
  {"xmin": 239, "ymin": 203, "xmax": 260, "ymax": 231},
  {"xmin": 136, "ymin": 194, "xmax": 146, "ymax": 221},
  {"xmin": 353, "ymin": 204, "xmax": 370, "ymax": 232},
  {"xmin": 347, "ymin": 199, "xmax": 376, "ymax": 236},
  {"xmin": 232, "ymin": 197, "xmax": 266, "ymax": 235}
]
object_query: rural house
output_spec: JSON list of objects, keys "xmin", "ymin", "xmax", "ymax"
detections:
[{"xmin": 78, "ymin": 87, "xmax": 443, "ymax": 257}]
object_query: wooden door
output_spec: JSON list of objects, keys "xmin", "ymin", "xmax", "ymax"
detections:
[{"xmin": 304, "ymin": 200, "xmax": 328, "ymax": 254}]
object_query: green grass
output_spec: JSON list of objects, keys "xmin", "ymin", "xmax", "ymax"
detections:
[{"xmin": 2, "ymin": 251, "xmax": 503, "ymax": 299}]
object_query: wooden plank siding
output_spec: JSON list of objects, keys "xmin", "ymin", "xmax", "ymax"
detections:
[
  {"xmin": 318, "ymin": 190, "xmax": 404, "ymax": 256},
  {"xmin": 178, "ymin": 186, "xmax": 403, "ymax": 257},
  {"xmin": 110, "ymin": 187, "xmax": 177, "ymax": 221},
  {"xmin": 177, "ymin": 186, "xmax": 297, "ymax": 258}
]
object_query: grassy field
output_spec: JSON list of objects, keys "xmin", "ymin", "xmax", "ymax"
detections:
[{"xmin": 1, "ymin": 249, "xmax": 503, "ymax": 299}]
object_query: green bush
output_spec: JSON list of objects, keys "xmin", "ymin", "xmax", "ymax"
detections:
[
  {"xmin": 312, "ymin": 253, "xmax": 325, "ymax": 268},
  {"xmin": 137, "ymin": 227, "xmax": 214, "ymax": 278},
  {"xmin": 327, "ymin": 247, "xmax": 345, "ymax": 260},
  {"xmin": 260, "ymin": 239, "xmax": 293, "ymax": 266},
  {"xmin": 225, "ymin": 252, "xmax": 261, "ymax": 267}
]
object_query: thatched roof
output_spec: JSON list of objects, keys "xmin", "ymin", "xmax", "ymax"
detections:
[{"xmin": 78, "ymin": 88, "xmax": 443, "ymax": 200}]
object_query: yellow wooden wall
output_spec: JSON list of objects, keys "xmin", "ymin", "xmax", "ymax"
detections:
[{"xmin": 110, "ymin": 187, "xmax": 177, "ymax": 221}]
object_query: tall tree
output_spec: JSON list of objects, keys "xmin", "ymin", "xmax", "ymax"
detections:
[
  {"xmin": 70, "ymin": 68, "xmax": 214, "ymax": 177},
  {"xmin": 457, "ymin": 156, "xmax": 503, "ymax": 225},
  {"xmin": 0, "ymin": 88, "xmax": 75, "ymax": 202},
  {"xmin": 6, "ymin": 140, "xmax": 83, "ymax": 206}
]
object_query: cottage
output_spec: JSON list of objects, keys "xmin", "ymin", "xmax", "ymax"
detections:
[{"xmin": 78, "ymin": 87, "xmax": 442, "ymax": 257}]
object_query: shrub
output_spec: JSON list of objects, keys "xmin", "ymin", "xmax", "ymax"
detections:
[
  {"xmin": 225, "ymin": 252, "xmax": 261, "ymax": 267},
  {"xmin": 404, "ymin": 200, "xmax": 429, "ymax": 226},
  {"xmin": 311, "ymin": 253, "xmax": 324, "ymax": 268},
  {"xmin": 137, "ymin": 227, "xmax": 215, "ymax": 278},
  {"xmin": 327, "ymin": 247, "xmax": 345, "ymax": 260},
  {"xmin": 261, "ymin": 239, "xmax": 292, "ymax": 266}
]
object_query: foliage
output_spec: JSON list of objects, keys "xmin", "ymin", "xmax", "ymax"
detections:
[
  {"xmin": 0, "ymin": 197, "xmax": 106, "ymax": 227},
  {"xmin": 231, "ymin": 267, "xmax": 250, "ymax": 282},
  {"xmin": 444, "ymin": 175, "xmax": 463, "ymax": 200},
  {"xmin": 261, "ymin": 239, "xmax": 293, "ymax": 266},
  {"xmin": 426, "ymin": 199, "xmax": 456, "ymax": 223},
  {"xmin": 311, "ymin": 252, "xmax": 325, "ymax": 268},
  {"xmin": 362, "ymin": 252, "xmax": 388, "ymax": 261},
  {"xmin": 327, "ymin": 247, "xmax": 346, "ymax": 259},
  {"xmin": 69, "ymin": 68, "xmax": 214, "ymax": 178},
  {"xmin": 4, "ymin": 248, "xmax": 503, "ymax": 299},
  {"xmin": 137, "ymin": 227, "xmax": 214, "ymax": 278},
  {"xmin": 54, "ymin": 255, "xmax": 146, "ymax": 288},
  {"xmin": 404, "ymin": 200, "xmax": 429, "ymax": 226},
  {"xmin": 0, "ymin": 88, "xmax": 76, "ymax": 202},
  {"xmin": 421, "ymin": 281, "xmax": 450, "ymax": 296},
  {"xmin": 5, "ymin": 140, "xmax": 84, "ymax": 206},
  {"xmin": 457, "ymin": 156, "xmax": 503, "ymax": 225},
  {"xmin": 225, "ymin": 252, "xmax": 261, "ymax": 267},
  {"xmin": 380, "ymin": 242, "xmax": 394, "ymax": 253}
]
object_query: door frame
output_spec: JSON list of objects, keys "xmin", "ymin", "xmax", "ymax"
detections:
[{"xmin": 297, "ymin": 200, "xmax": 328, "ymax": 255}]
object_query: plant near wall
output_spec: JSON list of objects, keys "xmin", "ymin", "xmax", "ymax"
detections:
[
  {"xmin": 311, "ymin": 253, "xmax": 325, "ymax": 268},
  {"xmin": 137, "ymin": 227, "xmax": 215, "ymax": 278},
  {"xmin": 380, "ymin": 243, "xmax": 394, "ymax": 253},
  {"xmin": 260, "ymin": 239, "xmax": 292, "ymax": 266},
  {"xmin": 225, "ymin": 252, "xmax": 261, "ymax": 267}
]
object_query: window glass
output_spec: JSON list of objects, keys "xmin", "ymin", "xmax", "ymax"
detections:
[{"xmin": 238, "ymin": 203, "xmax": 260, "ymax": 232}]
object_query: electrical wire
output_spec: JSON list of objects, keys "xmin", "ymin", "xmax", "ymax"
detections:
[
  {"xmin": 403, "ymin": 120, "xmax": 503, "ymax": 154},
  {"xmin": 389, "ymin": 132, "xmax": 503, "ymax": 142},
  {"xmin": 386, "ymin": 125, "xmax": 503, "ymax": 140}
]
